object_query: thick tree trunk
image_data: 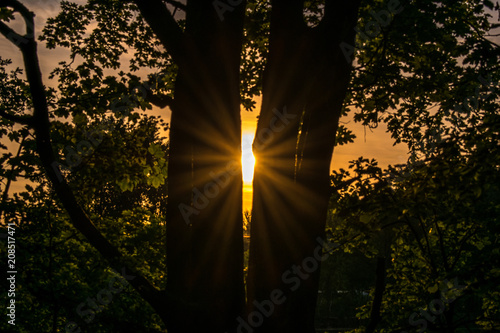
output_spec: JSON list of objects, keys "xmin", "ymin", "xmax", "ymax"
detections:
[
  {"xmin": 4, "ymin": 1, "xmax": 363, "ymax": 332},
  {"xmin": 164, "ymin": 2, "xmax": 246, "ymax": 332},
  {"xmin": 247, "ymin": 2, "xmax": 361, "ymax": 332}
]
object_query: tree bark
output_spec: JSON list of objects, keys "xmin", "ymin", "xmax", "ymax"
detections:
[
  {"xmin": 247, "ymin": 2, "xmax": 361, "ymax": 332},
  {"xmin": 3, "ymin": 1, "xmax": 363, "ymax": 331},
  {"xmin": 161, "ymin": 2, "xmax": 247, "ymax": 332},
  {"xmin": 366, "ymin": 257, "xmax": 387, "ymax": 333},
  {"xmin": 2, "ymin": 1, "xmax": 247, "ymax": 331}
]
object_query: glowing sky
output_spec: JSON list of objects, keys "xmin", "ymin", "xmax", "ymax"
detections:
[{"xmin": 240, "ymin": 97, "xmax": 409, "ymax": 212}]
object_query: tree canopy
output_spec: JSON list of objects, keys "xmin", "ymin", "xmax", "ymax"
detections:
[{"xmin": 0, "ymin": 0, "xmax": 499, "ymax": 332}]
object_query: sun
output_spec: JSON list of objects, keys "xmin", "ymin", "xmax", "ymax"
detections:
[{"xmin": 241, "ymin": 133, "xmax": 256, "ymax": 184}]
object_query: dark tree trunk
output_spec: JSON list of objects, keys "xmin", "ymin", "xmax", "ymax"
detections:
[
  {"xmin": 3, "ymin": 0, "xmax": 362, "ymax": 332},
  {"xmin": 366, "ymin": 257, "xmax": 387, "ymax": 333},
  {"xmin": 164, "ymin": 2, "xmax": 246, "ymax": 332},
  {"xmin": 247, "ymin": 2, "xmax": 361, "ymax": 332}
]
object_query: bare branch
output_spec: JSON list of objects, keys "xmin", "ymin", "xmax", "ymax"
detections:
[
  {"xmin": 0, "ymin": 20, "xmax": 27, "ymax": 45},
  {"xmin": 1, "ymin": 0, "xmax": 33, "ymax": 18},
  {"xmin": 0, "ymin": 0, "xmax": 35, "ymax": 43}
]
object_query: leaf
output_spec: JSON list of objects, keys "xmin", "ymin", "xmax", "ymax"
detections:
[
  {"xmin": 148, "ymin": 143, "xmax": 164, "ymax": 158},
  {"xmin": 0, "ymin": 8, "xmax": 14, "ymax": 21},
  {"xmin": 73, "ymin": 113, "xmax": 87, "ymax": 125},
  {"xmin": 151, "ymin": 177, "xmax": 161, "ymax": 188},
  {"xmin": 428, "ymin": 284, "xmax": 439, "ymax": 293},
  {"xmin": 359, "ymin": 214, "xmax": 372, "ymax": 223},
  {"xmin": 483, "ymin": 0, "xmax": 495, "ymax": 10},
  {"xmin": 143, "ymin": 166, "xmax": 152, "ymax": 176}
]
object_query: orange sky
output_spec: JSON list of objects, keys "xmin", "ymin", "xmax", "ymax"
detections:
[
  {"xmin": 241, "ymin": 96, "xmax": 407, "ymax": 170},
  {"xmin": 240, "ymin": 97, "xmax": 408, "ymax": 212}
]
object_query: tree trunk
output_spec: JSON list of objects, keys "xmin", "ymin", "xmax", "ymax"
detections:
[
  {"xmin": 366, "ymin": 257, "xmax": 387, "ymax": 333},
  {"xmin": 247, "ymin": 2, "xmax": 361, "ymax": 332},
  {"xmin": 7, "ymin": 1, "xmax": 361, "ymax": 331},
  {"xmin": 164, "ymin": 2, "xmax": 246, "ymax": 332}
]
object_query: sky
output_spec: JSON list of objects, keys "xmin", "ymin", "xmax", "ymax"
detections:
[
  {"xmin": 240, "ymin": 96, "xmax": 408, "ymax": 171},
  {"xmin": 1, "ymin": 0, "xmax": 409, "ymax": 211},
  {"xmin": 240, "ymin": 98, "xmax": 408, "ymax": 211}
]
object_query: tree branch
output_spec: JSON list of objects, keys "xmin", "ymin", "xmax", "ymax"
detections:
[
  {"xmin": 145, "ymin": 90, "xmax": 173, "ymax": 108},
  {"xmin": 0, "ymin": 108, "xmax": 34, "ymax": 126},
  {"xmin": 1, "ymin": 0, "xmax": 33, "ymax": 18},
  {"xmin": 1, "ymin": 0, "xmax": 169, "ymax": 317},
  {"xmin": 0, "ymin": 0, "xmax": 34, "ymax": 42},
  {"xmin": 323, "ymin": 0, "xmax": 362, "ymax": 33},
  {"xmin": 0, "ymin": 137, "xmax": 24, "ymax": 221},
  {"xmin": 133, "ymin": 0, "xmax": 185, "ymax": 64},
  {"xmin": 0, "ymin": 19, "xmax": 27, "ymax": 45},
  {"xmin": 270, "ymin": 0, "xmax": 305, "ymax": 32}
]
